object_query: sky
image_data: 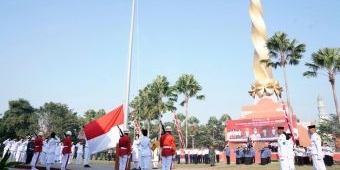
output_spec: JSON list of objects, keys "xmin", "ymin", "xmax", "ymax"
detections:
[{"xmin": 1, "ymin": 0, "xmax": 339, "ymax": 124}]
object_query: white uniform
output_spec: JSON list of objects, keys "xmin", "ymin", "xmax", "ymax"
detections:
[
  {"xmin": 46, "ymin": 137, "xmax": 60, "ymax": 170},
  {"xmin": 139, "ymin": 136, "xmax": 152, "ymax": 170},
  {"xmin": 16, "ymin": 140, "xmax": 27, "ymax": 162},
  {"xmin": 286, "ymin": 138, "xmax": 295, "ymax": 170},
  {"xmin": 310, "ymin": 133, "xmax": 326, "ymax": 170},
  {"xmin": 40, "ymin": 140, "xmax": 47, "ymax": 165},
  {"xmin": 55, "ymin": 143, "xmax": 62, "ymax": 164},
  {"xmin": 75, "ymin": 142, "xmax": 83, "ymax": 165},
  {"xmin": 83, "ymin": 141, "xmax": 90, "ymax": 166},
  {"xmin": 278, "ymin": 134, "xmax": 289, "ymax": 170},
  {"xmin": 68, "ymin": 143, "xmax": 75, "ymax": 164},
  {"xmin": 132, "ymin": 138, "xmax": 140, "ymax": 169},
  {"xmin": 152, "ymin": 147, "xmax": 159, "ymax": 168},
  {"xmin": 9, "ymin": 140, "xmax": 18, "ymax": 162},
  {"xmin": 2, "ymin": 139, "xmax": 12, "ymax": 158}
]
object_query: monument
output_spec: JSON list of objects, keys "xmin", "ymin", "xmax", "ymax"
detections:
[{"xmin": 225, "ymin": 0, "xmax": 302, "ymax": 150}]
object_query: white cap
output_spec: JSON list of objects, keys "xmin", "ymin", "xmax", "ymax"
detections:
[
  {"xmin": 66, "ymin": 131, "xmax": 72, "ymax": 135},
  {"xmin": 38, "ymin": 132, "xmax": 44, "ymax": 136},
  {"xmin": 165, "ymin": 126, "xmax": 172, "ymax": 132},
  {"xmin": 123, "ymin": 129, "xmax": 130, "ymax": 134}
]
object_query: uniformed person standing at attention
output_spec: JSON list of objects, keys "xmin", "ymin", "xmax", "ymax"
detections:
[
  {"xmin": 160, "ymin": 126, "xmax": 176, "ymax": 170},
  {"xmin": 31, "ymin": 132, "xmax": 44, "ymax": 170},
  {"xmin": 119, "ymin": 129, "xmax": 132, "ymax": 170},
  {"xmin": 139, "ymin": 129, "xmax": 152, "ymax": 170},
  {"xmin": 277, "ymin": 126, "xmax": 289, "ymax": 170},
  {"xmin": 61, "ymin": 131, "xmax": 72, "ymax": 170},
  {"xmin": 308, "ymin": 125, "xmax": 326, "ymax": 170}
]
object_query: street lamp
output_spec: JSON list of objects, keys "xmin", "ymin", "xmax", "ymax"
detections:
[{"xmin": 190, "ymin": 135, "xmax": 195, "ymax": 148}]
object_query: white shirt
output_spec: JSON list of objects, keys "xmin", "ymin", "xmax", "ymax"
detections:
[
  {"xmin": 309, "ymin": 132, "xmax": 323, "ymax": 157},
  {"xmin": 139, "ymin": 136, "xmax": 152, "ymax": 156},
  {"xmin": 47, "ymin": 137, "xmax": 60, "ymax": 154},
  {"xmin": 76, "ymin": 143, "xmax": 83, "ymax": 154},
  {"xmin": 277, "ymin": 134, "xmax": 288, "ymax": 158}
]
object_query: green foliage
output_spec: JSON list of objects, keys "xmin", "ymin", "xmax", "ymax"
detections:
[
  {"xmin": 304, "ymin": 47, "xmax": 340, "ymax": 121},
  {"xmin": 263, "ymin": 31, "xmax": 306, "ymax": 68},
  {"xmin": 0, "ymin": 150, "xmax": 22, "ymax": 170},
  {"xmin": 318, "ymin": 114, "xmax": 340, "ymax": 142},
  {"xmin": 0, "ymin": 99, "xmax": 38, "ymax": 141},
  {"xmin": 38, "ymin": 102, "xmax": 81, "ymax": 138}
]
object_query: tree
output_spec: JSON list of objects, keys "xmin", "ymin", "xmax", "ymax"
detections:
[
  {"xmin": 261, "ymin": 31, "xmax": 306, "ymax": 123},
  {"xmin": 0, "ymin": 99, "xmax": 38, "ymax": 141},
  {"xmin": 175, "ymin": 74, "xmax": 205, "ymax": 148},
  {"xmin": 150, "ymin": 76, "xmax": 178, "ymax": 137},
  {"xmin": 318, "ymin": 114, "xmax": 340, "ymax": 151},
  {"xmin": 303, "ymin": 47, "xmax": 340, "ymax": 122},
  {"xmin": 38, "ymin": 102, "xmax": 81, "ymax": 138},
  {"xmin": 83, "ymin": 109, "xmax": 106, "ymax": 123}
]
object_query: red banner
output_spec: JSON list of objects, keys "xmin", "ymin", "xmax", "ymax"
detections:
[{"xmin": 225, "ymin": 116, "xmax": 297, "ymax": 142}]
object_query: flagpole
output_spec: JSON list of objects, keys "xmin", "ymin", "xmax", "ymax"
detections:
[{"xmin": 124, "ymin": 0, "xmax": 136, "ymax": 128}]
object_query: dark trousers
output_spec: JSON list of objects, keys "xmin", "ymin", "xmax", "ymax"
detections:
[
  {"xmin": 324, "ymin": 155, "xmax": 333, "ymax": 166},
  {"xmin": 260, "ymin": 158, "xmax": 267, "ymax": 165},
  {"xmin": 216, "ymin": 155, "xmax": 219, "ymax": 163},
  {"xmin": 193, "ymin": 154, "xmax": 197, "ymax": 164},
  {"xmin": 184, "ymin": 154, "xmax": 188, "ymax": 164},
  {"xmin": 176, "ymin": 155, "xmax": 180, "ymax": 164},
  {"xmin": 226, "ymin": 156, "xmax": 230, "ymax": 164},
  {"xmin": 297, "ymin": 156, "xmax": 304, "ymax": 166},
  {"xmin": 198, "ymin": 155, "xmax": 202, "ymax": 163},
  {"xmin": 236, "ymin": 158, "xmax": 241, "ymax": 164},
  {"xmin": 244, "ymin": 157, "xmax": 253, "ymax": 165},
  {"xmin": 25, "ymin": 151, "xmax": 33, "ymax": 164}
]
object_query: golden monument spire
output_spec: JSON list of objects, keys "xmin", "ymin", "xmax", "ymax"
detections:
[{"xmin": 248, "ymin": 0, "xmax": 282, "ymax": 98}]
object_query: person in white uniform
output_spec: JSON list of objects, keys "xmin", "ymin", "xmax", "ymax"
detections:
[
  {"xmin": 46, "ymin": 132, "xmax": 60, "ymax": 170},
  {"xmin": 277, "ymin": 126, "xmax": 289, "ymax": 170},
  {"xmin": 83, "ymin": 139, "xmax": 91, "ymax": 168},
  {"xmin": 132, "ymin": 133, "xmax": 140, "ymax": 170},
  {"xmin": 75, "ymin": 140, "xmax": 84, "ymax": 166},
  {"xmin": 285, "ymin": 133, "xmax": 295, "ymax": 170},
  {"xmin": 139, "ymin": 129, "xmax": 152, "ymax": 170},
  {"xmin": 308, "ymin": 125, "xmax": 326, "ymax": 170},
  {"xmin": 2, "ymin": 138, "xmax": 12, "ymax": 158}
]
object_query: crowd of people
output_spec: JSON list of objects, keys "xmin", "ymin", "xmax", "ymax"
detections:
[
  {"xmin": 1, "ymin": 131, "xmax": 91, "ymax": 170},
  {"xmin": 1, "ymin": 124, "xmax": 336, "ymax": 170}
]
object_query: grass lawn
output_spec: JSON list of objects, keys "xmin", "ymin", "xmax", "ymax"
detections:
[{"xmin": 88, "ymin": 160, "xmax": 340, "ymax": 170}]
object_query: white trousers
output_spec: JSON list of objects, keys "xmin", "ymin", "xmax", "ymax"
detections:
[
  {"xmin": 76, "ymin": 152, "xmax": 83, "ymax": 165},
  {"xmin": 31, "ymin": 152, "xmax": 41, "ymax": 169},
  {"xmin": 161, "ymin": 155, "xmax": 172, "ymax": 170},
  {"xmin": 140, "ymin": 155, "xmax": 152, "ymax": 170},
  {"xmin": 60, "ymin": 153, "xmax": 70, "ymax": 170},
  {"xmin": 119, "ymin": 155, "xmax": 128, "ymax": 170},
  {"xmin": 312, "ymin": 155, "xmax": 326, "ymax": 170},
  {"xmin": 279, "ymin": 157, "xmax": 290, "ymax": 170},
  {"xmin": 84, "ymin": 149, "xmax": 90, "ymax": 165}
]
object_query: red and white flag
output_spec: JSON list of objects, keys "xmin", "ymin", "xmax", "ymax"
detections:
[
  {"xmin": 84, "ymin": 104, "xmax": 124, "ymax": 154},
  {"xmin": 173, "ymin": 111, "xmax": 185, "ymax": 148}
]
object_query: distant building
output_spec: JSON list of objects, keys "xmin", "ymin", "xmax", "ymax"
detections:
[{"xmin": 317, "ymin": 96, "xmax": 331, "ymax": 122}]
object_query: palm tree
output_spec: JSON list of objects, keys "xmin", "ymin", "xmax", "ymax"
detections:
[
  {"xmin": 303, "ymin": 47, "xmax": 340, "ymax": 122},
  {"xmin": 174, "ymin": 74, "xmax": 205, "ymax": 148},
  {"xmin": 261, "ymin": 31, "xmax": 306, "ymax": 123},
  {"xmin": 150, "ymin": 76, "xmax": 177, "ymax": 136}
]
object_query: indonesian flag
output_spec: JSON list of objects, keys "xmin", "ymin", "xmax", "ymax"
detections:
[
  {"xmin": 84, "ymin": 104, "xmax": 124, "ymax": 154},
  {"xmin": 173, "ymin": 111, "xmax": 185, "ymax": 148}
]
